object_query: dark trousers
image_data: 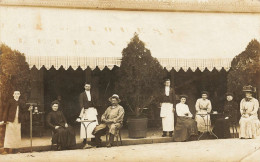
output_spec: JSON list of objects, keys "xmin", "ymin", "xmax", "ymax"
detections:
[{"xmin": 93, "ymin": 126, "xmax": 109, "ymax": 146}]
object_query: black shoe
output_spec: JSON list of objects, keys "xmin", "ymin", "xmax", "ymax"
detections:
[
  {"xmin": 169, "ymin": 134, "xmax": 173, "ymax": 137},
  {"xmin": 162, "ymin": 131, "xmax": 167, "ymax": 137}
]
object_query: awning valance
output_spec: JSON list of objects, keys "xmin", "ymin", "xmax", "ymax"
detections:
[{"xmin": 26, "ymin": 56, "xmax": 232, "ymax": 72}]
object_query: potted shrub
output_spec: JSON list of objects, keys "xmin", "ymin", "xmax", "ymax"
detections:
[{"xmin": 115, "ymin": 33, "xmax": 164, "ymax": 138}]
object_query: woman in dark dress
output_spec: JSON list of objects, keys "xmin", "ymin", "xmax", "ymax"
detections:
[
  {"xmin": 46, "ymin": 100, "xmax": 76, "ymax": 150},
  {"xmin": 212, "ymin": 93, "xmax": 238, "ymax": 139},
  {"xmin": 174, "ymin": 95, "xmax": 198, "ymax": 142}
]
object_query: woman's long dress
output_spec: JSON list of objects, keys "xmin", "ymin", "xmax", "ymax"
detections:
[
  {"xmin": 174, "ymin": 103, "xmax": 198, "ymax": 142},
  {"xmin": 46, "ymin": 110, "xmax": 76, "ymax": 148},
  {"xmin": 4, "ymin": 106, "xmax": 21, "ymax": 148},
  {"xmin": 239, "ymin": 97, "xmax": 260, "ymax": 139},
  {"xmin": 212, "ymin": 100, "xmax": 238, "ymax": 139},
  {"xmin": 195, "ymin": 98, "xmax": 212, "ymax": 132},
  {"xmin": 79, "ymin": 107, "xmax": 98, "ymax": 139}
]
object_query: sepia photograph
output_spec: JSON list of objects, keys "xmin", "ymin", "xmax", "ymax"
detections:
[{"xmin": 0, "ymin": 0, "xmax": 260, "ymax": 161}]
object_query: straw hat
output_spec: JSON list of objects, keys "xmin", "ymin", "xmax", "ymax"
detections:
[{"xmin": 109, "ymin": 94, "xmax": 121, "ymax": 103}]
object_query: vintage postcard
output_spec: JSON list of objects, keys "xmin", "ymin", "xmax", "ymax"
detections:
[{"xmin": 0, "ymin": 0, "xmax": 259, "ymax": 161}]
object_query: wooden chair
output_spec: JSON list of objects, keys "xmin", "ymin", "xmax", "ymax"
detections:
[{"xmin": 106, "ymin": 129, "xmax": 122, "ymax": 146}]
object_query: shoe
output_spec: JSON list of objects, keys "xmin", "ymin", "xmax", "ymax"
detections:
[
  {"xmin": 106, "ymin": 143, "xmax": 112, "ymax": 148},
  {"xmin": 169, "ymin": 134, "xmax": 173, "ymax": 137},
  {"xmin": 162, "ymin": 131, "xmax": 167, "ymax": 137},
  {"xmin": 83, "ymin": 144, "xmax": 93, "ymax": 149}
]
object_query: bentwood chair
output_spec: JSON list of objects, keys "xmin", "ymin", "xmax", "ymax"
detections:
[{"xmin": 106, "ymin": 129, "xmax": 123, "ymax": 146}]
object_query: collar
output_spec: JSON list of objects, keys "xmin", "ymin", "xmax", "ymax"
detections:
[
  {"xmin": 245, "ymin": 97, "xmax": 253, "ymax": 102},
  {"xmin": 111, "ymin": 105, "xmax": 118, "ymax": 109}
]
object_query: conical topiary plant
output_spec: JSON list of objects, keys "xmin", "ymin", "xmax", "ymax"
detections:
[{"xmin": 115, "ymin": 33, "xmax": 164, "ymax": 117}]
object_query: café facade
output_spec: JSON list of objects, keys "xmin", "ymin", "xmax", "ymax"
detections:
[{"xmin": 0, "ymin": 0, "xmax": 260, "ymax": 128}]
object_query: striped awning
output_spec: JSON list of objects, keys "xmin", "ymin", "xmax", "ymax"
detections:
[{"xmin": 26, "ymin": 56, "xmax": 232, "ymax": 72}]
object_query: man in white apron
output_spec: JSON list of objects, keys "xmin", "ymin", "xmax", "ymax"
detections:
[
  {"xmin": 77, "ymin": 102, "xmax": 98, "ymax": 149},
  {"xmin": 78, "ymin": 82, "xmax": 98, "ymax": 146},
  {"xmin": 0, "ymin": 91, "xmax": 32, "ymax": 154},
  {"xmin": 159, "ymin": 79, "xmax": 176, "ymax": 137}
]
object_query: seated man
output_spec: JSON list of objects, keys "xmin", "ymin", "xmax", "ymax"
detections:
[{"xmin": 92, "ymin": 94, "xmax": 124, "ymax": 147}]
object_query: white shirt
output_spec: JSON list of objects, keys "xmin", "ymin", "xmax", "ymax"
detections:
[
  {"xmin": 176, "ymin": 103, "xmax": 192, "ymax": 117},
  {"xmin": 85, "ymin": 90, "xmax": 91, "ymax": 101},
  {"xmin": 165, "ymin": 86, "xmax": 170, "ymax": 96}
]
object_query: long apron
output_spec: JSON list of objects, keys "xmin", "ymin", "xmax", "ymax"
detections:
[
  {"xmin": 4, "ymin": 106, "xmax": 21, "ymax": 148},
  {"xmin": 80, "ymin": 108, "xmax": 98, "ymax": 139},
  {"xmin": 160, "ymin": 103, "xmax": 174, "ymax": 131}
]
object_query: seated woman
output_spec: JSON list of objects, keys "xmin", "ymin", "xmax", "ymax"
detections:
[
  {"xmin": 212, "ymin": 92, "xmax": 238, "ymax": 139},
  {"xmin": 195, "ymin": 91, "xmax": 212, "ymax": 133},
  {"xmin": 174, "ymin": 95, "xmax": 198, "ymax": 142},
  {"xmin": 46, "ymin": 100, "xmax": 76, "ymax": 150},
  {"xmin": 239, "ymin": 85, "xmax": 260, "ymax": 139}
]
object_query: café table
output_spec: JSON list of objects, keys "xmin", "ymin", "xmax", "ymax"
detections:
[{"xmin": 197, "ymin": 112, "xmax": 222, "ymax": 140}]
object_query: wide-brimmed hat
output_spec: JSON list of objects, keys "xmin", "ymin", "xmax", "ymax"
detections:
[
  {"xmin": 179, "ymin": 94, "xmax": 188, "ymax": 99},
  {"xmin": 242, "ymin": 85, "xmax": 255, "ymax": 93},
  {"xmin": 225, "ymin": 92, "xmax": 234, "ymax": 97},
  {"xmin": 109, "ymin": 94, "xmax": 121, "ymax": 103}
]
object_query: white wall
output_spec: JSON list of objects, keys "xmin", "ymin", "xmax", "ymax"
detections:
[{"xmin": 0, "ymin": 6, "xmax": 260, "ymax": 58}]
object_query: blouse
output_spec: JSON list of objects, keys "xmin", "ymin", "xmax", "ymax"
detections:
[
  {"xmin": 240, "ymin": 97, "xmax": 259, "ymax": 117},
  {"xmin": 195, "ymin": 98, "xmax": 212, "ymax": 114},
  {"xmin": 176, "ymin": 103, "xmax": 192, "ymax": 117}
]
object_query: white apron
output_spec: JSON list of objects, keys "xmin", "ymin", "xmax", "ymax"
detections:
[
  {"xmin": 4, "ymin": 106, "xmax": 21, "ymax": 148},
  {"xmin": 79, "ymin": 107, "xmax": 98, "ymax": 139},
  {"xmin": 160, "ymin": 103, "xmax": 174, "ymax": 131}
]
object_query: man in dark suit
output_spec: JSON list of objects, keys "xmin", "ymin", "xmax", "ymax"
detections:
[{"xmin": 79, "ymin": 82, "xmax": 97, "ymax": 144}]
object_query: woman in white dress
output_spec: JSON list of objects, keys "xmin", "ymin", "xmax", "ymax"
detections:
[
  {"xmin": 239, "ymin": 85, "xmax": 260, "ymax": 139},
  {"xmin": 77, "ymin": 102, "xmax": 98, "ymax": 149},
  {"xmin": 195, "ymin": 91, "xmax": 212, "ymax": 133},
  {"xmin": 0, "ymin": 91, "xmax": 32, "ymax": 154}
]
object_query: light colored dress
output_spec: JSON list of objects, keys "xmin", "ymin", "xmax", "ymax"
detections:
[
  {"xmin": 79, "ymin": 107, "xmax": 98, "ymax": 139},
  {"xmin": 195, "ymin": 98, "xmax": 212, "ymax": 132},
  {"xmin": 239, "ymin": 97, "xmax": 260, "ymax": 139},
  {"xmin": 4, "ymin": 106, "xmax": 21, "ymax": 148}
]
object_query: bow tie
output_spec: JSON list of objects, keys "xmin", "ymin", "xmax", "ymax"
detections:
[{"xmin": 245, "ymin": 98, "xmax": 252, "ymax": 102}]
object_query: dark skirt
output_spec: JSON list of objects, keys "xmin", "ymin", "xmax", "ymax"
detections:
[
  {"xmin": 212, "ymin": 118, "xmax": 231, "ymax": 139},
  {"xmin": 174, "ymin": 116, "xmax": 198, "ymax": 142},
  {"xmin": 52, "ymin": 126, "xmax": 76, "ymax": 148}
]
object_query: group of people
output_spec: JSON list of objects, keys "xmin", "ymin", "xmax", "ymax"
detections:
[
  {"xmin": 46, "ymin": 82, "xmax": 125, "ymax": 150},
  {"xmin": 159, "ymin": 79, "xmax": 260, "ymax": 142},
  {"xmin": 0, "ymin": 79, "xmax": 259, "ymax": 154}
]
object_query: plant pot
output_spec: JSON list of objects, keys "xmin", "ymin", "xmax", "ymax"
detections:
[{"xmin": 127, "ymin": 117, "xmax": 148, "ymax": 138}]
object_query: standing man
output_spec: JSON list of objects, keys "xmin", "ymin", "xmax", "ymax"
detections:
[
  {"xmin": 0, "ymin": 91, "xmax": 32, "ymax": 154},
  {"xmin": 159, "ymin": 79, "xmax": 176, "ymax": 137},
  {"xmin": 92, "ymin": 94, "xmax": 124, "ymax": 148},
  {"xmin": 79, "ymin": 82, "xmax": 97, "ymax": 145}
]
